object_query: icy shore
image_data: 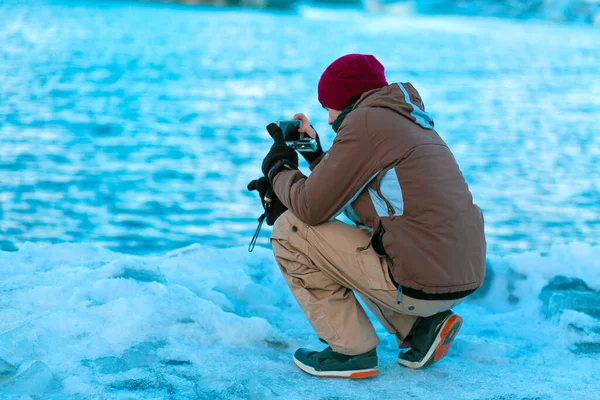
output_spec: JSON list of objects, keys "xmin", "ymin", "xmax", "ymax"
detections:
[
  {"xmin": 0, "ymin": 242, "xmax": 599, "ymax": 399},
  {"xmin": 387, "ymin": 0, "xmax": 600, "ymax": 25}
]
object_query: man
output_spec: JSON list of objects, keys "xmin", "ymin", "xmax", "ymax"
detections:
[{"xmin": 249, "ymin": 54, "xmax": 486, "ymax": 378}]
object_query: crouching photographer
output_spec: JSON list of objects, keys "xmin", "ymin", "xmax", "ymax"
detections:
[
  {"xmin": 246, "ymin": 116, "xmax": 323, "ymax": 250},
  {"xmin": 247, "ymin": 54, "xmax": 486, "ymax": 379}
]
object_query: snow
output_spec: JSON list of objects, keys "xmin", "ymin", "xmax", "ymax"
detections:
[{"xmin": 1, "ymin": 242, "xmax": 599, "ymax": 399}]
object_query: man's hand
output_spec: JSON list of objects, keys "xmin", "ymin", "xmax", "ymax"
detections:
[
  {"xmin": 247, "ymin": 176, "xmax": 287, "ymax": 226},
  {"xmin": 261, "ymin": 123, "xmax": 299, "ymax": 179},
  {"xmin": 292, "ymin": 113, "xmax": 324, "ymax": 165},
  {"xmin": 292, "ymin": 113, "xmax": 318, "ymax": 139}
]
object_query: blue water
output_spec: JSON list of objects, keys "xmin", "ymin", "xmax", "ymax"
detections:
[{"xmin": 1, "ymin": 0, "xmax": 599, "ymax": 256}]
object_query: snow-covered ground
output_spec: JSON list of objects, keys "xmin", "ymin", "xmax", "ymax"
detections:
[{"xmin": 1, "ymin": 242, "xmax": 599, "ymax": 399}]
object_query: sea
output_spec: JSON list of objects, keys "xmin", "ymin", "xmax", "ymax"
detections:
[{"xmin": 1, "ymin": 1, "xmax": 599, "ymax": 255}]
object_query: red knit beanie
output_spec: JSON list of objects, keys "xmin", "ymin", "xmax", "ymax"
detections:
[{"xmin": 318, "ymin": 54, "xmax": 388, "ymax": 111}]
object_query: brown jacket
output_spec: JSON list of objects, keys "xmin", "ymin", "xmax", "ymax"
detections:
[{"xmin": 272, "ymin": 82, "xmax": 486, "ymax": 295}]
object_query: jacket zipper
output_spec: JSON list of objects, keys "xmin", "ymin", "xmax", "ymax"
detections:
[
  {"xmin": 396, "ymin": 285, "xmax": 403, "ymax": 304},
  {"xmin": 374, "ymin": 167, "xmax": 397, "ymax": 217}
]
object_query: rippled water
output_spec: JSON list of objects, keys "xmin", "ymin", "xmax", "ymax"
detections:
[{"xmin": 1, "ymin": 0, "xmax": 599, "ymax": 256}]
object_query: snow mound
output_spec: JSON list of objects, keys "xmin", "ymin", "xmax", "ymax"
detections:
[{"xmin": 1, "ymin": 242, "xmax": 599, "ymax": 399}]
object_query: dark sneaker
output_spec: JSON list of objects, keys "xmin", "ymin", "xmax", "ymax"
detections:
[
  {"xmin": 292, "ymin": 346, "xmax": 379, "ymax": 379},
  {"xmin": 397, "ymin": 310, "xmax": 462, "ymax": 369}
]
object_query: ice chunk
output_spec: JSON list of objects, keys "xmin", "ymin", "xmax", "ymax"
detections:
[
  {"xmin": 109, "ymin": 260, "xmax": 167, "ymax": 284},
  {"xmin": 0, "ymin": 357, "xmax": 17, "ymax": 382},
  {"xmin": 540, "ymin": 275, "xmax": 600, "ymax": 319},
  {"xmin": 2, "ymin": 361, "xmax": 60, "ymax": 396}
]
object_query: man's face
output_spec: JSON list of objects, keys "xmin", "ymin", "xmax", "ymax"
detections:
[{"xmin": 326, "ymin": 107, "xmax": 342, "ymax": 125}]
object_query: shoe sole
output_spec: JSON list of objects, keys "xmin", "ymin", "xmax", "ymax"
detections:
[
  {"xmin": 292, "ymin": 356, "xmax": 379, "ymax": 379},
  {"xmin": 398, "ymin": 314, "xmax": 463, "ymax": 370}
]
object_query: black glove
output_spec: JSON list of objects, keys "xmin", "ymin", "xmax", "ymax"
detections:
[
  {"xmin": 247, "ymin": 176, "xmax": 287, "ymax": 226},
  {"xmin": 300, "ymin": 126, "xmax": 324, "ymax": 165},
  {"xmin": 261, "ymin": 123, "xmax": 298, "ymax": 179}
]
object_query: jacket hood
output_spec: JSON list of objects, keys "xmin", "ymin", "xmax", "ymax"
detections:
[{"xmin": 355, "ymin": 82, "xmax": 434, "ymax": 130}]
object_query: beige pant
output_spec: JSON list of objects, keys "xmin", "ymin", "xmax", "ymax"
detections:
[{"xmin": 271, "ymin": 211, "xmax": 464, "ymax": 356}]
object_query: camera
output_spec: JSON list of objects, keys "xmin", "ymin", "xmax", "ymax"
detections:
[{"xmin": 277, "ymin": 120, "xmax": 318, "ymax": 153}]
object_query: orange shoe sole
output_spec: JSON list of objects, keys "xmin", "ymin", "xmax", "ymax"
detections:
[
  {"xmin": 292, "ymin": 358, "xmax": 379, "ymax": 379},
  {"xmin": 398, "ymin": 313, "xmax": 463, "ymax": 370},
  {"xmin": 422, "ymin": 314, "xmax": 463, "ymax": 368}
]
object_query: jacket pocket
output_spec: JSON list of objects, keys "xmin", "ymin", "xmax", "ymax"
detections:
[{"xmin": 356, "ymin": 246, "xmax": 395, "ymax": 291}]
